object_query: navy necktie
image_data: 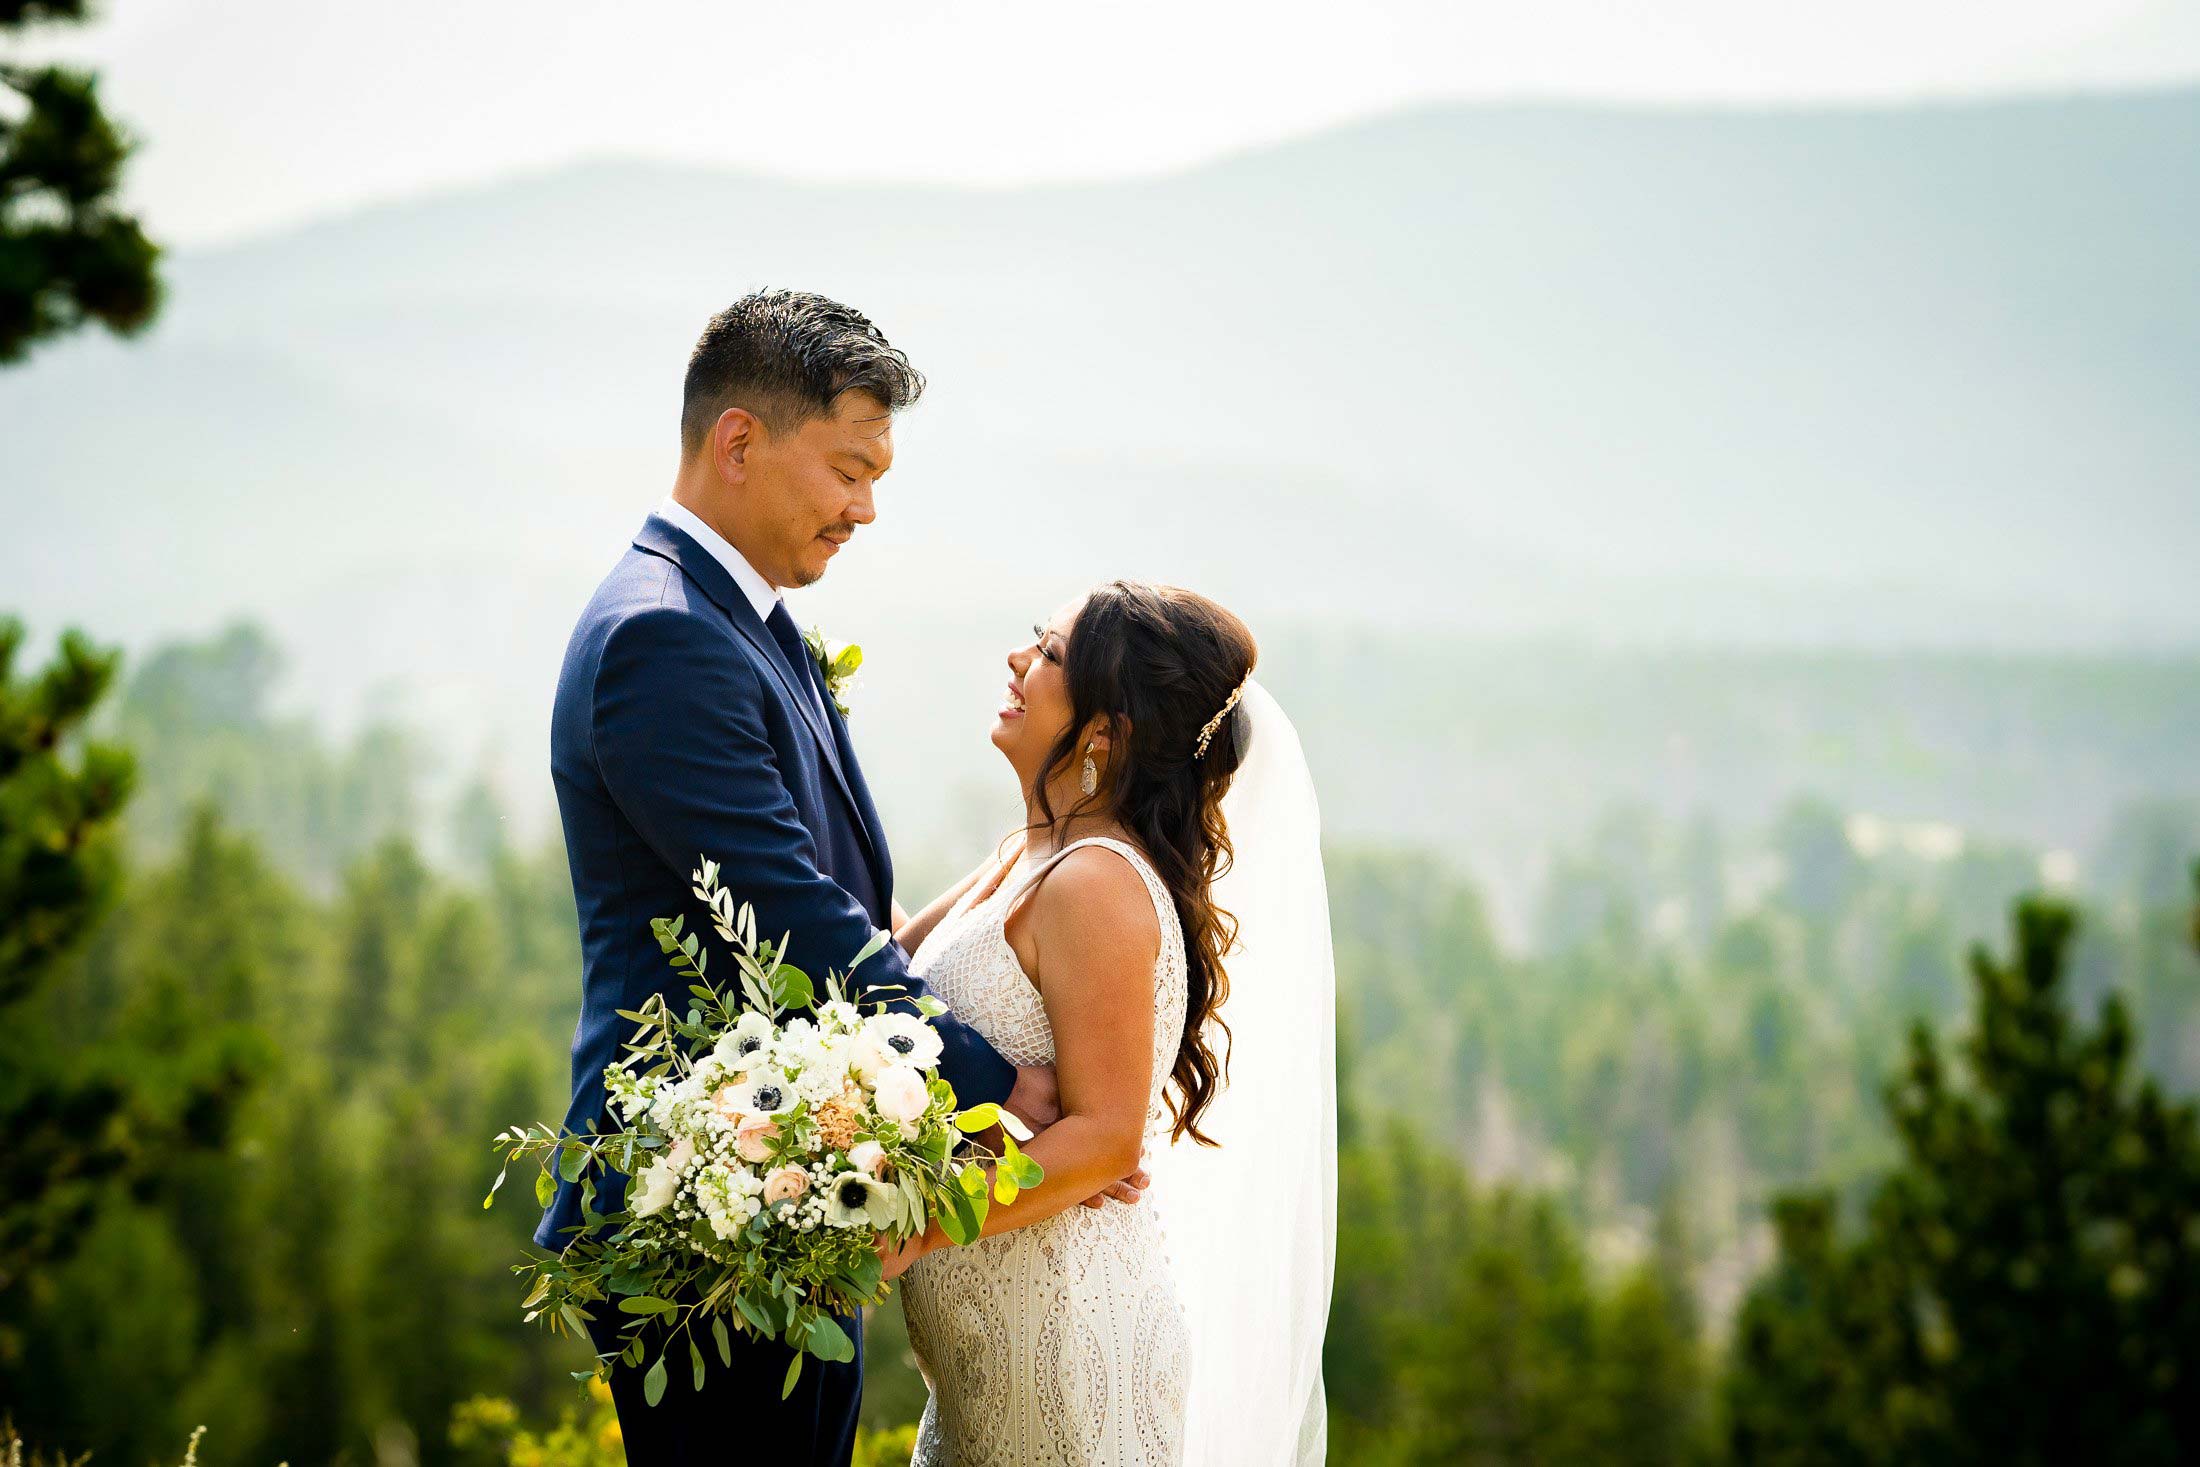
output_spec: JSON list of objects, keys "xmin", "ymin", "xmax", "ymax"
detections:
[{"xmin": 764, "ymin": 601, "xmax": 825, "ymax": 716}]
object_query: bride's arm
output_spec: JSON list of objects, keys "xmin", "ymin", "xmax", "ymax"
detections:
[
  {"xmin": 884, "ymin": 847, "xmax": 1158, "ymax": 1276},
  {"xmin": 893, "ymin": 841, "xmax": 1014, "ymax": 954}
]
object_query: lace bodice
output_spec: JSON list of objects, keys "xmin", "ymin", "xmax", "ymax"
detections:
[
  {"xmin": 911, "ymin": 836, "xmax": 1188, "ymax": 1131},
  {"xmin": 898, "ymin": 835, "xmax": 1192, "ymax": 1467}
]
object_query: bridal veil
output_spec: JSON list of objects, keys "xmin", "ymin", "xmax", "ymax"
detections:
[{"xmin": 1146, "ymin": 679, "xmax": 1336, "ymax": 1466}]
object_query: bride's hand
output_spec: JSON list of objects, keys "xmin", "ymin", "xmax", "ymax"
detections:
[
  {"xmin": 1081, "ymin": 1160, "xmax": 1150, "ymax": 1210},
  {"xmin": 878, "ymin": 1225, "xmax": 939, "ymax": 1283}
]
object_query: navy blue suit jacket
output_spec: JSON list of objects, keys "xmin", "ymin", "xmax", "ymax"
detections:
[{"xmin": 537, "ymin": 513, "xmax": 1016, "ymax": 1248}]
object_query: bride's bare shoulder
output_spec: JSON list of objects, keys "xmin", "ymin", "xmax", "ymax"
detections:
[{"xmin": 1011, "ymin": 841, "xmax": 1162, "ymax": 968}]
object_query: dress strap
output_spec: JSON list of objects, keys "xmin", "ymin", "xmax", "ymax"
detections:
[
  {"xmin": 996, "ymin": 836, "xmax": 1090, "ymax": 907},
  {"xmin": 1001, "ymin": 836, "xmax": 1174, "ymax": 939}
]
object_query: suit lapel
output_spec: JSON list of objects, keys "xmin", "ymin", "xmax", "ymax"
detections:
[{"xmin": 632, "ymin": 517, "xmax": 881, "ymax": 882}]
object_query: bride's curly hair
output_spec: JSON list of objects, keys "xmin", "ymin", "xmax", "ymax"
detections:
[{"xmin": 1029, "ymin": 581, "xmax": 1257, "ymax": 1146}]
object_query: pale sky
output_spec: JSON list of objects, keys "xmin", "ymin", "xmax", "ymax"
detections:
[{"xmin": 17, "ymin": 0, "xmax": 2200, "ymax": 245}]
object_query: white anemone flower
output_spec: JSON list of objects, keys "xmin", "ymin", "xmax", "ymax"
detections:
[
  {"xmin": 723, "ymin": 1067, "xmax": 795, "ymax": 1118},
  {"xmin": 855, "ymin": 1012, "xmax": 944, "ymax": 1078},
  {"xmin": 711, "ymin": 1010, "xmax": 776, "ymax": 1074},
  {"xmin": 821, "ymin": 1169, "xmax": 899, "ymax": 1229}
]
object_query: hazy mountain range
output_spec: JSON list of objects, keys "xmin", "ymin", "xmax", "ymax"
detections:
[{"xmin": 5, "ymin": 89, "xmax": 2196, "ymax": 905}]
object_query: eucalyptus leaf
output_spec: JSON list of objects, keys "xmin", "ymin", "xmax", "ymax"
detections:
[
  {"xmin": 773, "ymin": 965, "xmax": 814, "ymax": 1010},
  {"xmin": 848, "ymin": 926, "xmax": 891, "ymax": 971},
  {"xmin": 806, "ymin": 1313, "xmax": 853, "ymax": 1363},
  {"xmin": 712, "ymin": 1316, "xmax": 733, "ymax": 1367},
  {"xmin": 782, "ymin": 1351, "xmax": 803, "ymax": 1398},
  {"xmin": 736, "ymin": 1293, "xmax": 771, "ymax": 1336},
  {"xmin": 899, "ymin": 1173, "xmax": 927, "ymax": 1228},
  {"xmin": 690, "ymin": 1340, "xmax": 706, "ymax": 1392},
  {"xmin": 643, "ymin": 1357, "xmax": 667, "ymax": 1407}
]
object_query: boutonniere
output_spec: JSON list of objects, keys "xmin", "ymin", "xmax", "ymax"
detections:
[{"xmin": 802, "ymin": 626, "xmax": 863, "ymax": 718}]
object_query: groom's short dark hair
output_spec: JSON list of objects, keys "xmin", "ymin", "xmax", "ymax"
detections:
[{"xmin": 681, "ymin": 289, "xmax": 926, "ymax": 453}]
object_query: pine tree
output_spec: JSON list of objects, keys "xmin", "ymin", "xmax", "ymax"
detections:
[
  {"xmin": 329, "ymin": 837, "xmax": 430, "ymax": 1085},
  {"xmin": 1594, "ymin": 1262, "xmax": 1714, "ymax": 1467},
  {"xmin": 0, "ymin": 0, "xmax": 161, "ymax": 362},
  {"xmin": 1722, "ymin": 1193, "xmax": 1942, "ymax": 1465},
  {"xmin": 1588, "ymin": 1194, "xmax": 1714, "ymax": 1465},
  {"xmin": 0, "ymin": 620, "xmax": 130, "ymax": 1001},
  {"xmin": 1723, "ymin": 888, "xmax": 2200, "ymax": 1464},
  {"xmin": 0, "ymin": 623, "xmax": 258, "ymax": 1437},
  {"xmin": 0, "ymin": 620, "xmax": 134, "ymax": 1293}
]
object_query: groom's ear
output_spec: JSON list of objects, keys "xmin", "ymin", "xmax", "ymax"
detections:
[{"xmin": 710, "ymin": 406, "xmax": 762, "ymax": 480}]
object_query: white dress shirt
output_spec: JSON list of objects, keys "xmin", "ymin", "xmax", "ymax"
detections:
[{"xmin": 656, "ymin": 496, "xmax": 828, "ymax": 723}]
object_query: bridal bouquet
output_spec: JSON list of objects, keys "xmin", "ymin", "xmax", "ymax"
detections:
[{"xmin": 485, "ymin": 857, "xmax": 1042, "ymax": 1405}]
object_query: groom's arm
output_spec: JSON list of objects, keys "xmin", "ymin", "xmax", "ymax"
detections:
[{"xmin": 591, "ymin": 605, "xmax": 1019, "ymax": 1111}]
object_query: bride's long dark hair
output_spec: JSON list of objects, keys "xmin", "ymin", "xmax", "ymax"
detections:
[{"xmin": 1028, "ymin": 581, "xmax": 1257, "ymax": 1146}]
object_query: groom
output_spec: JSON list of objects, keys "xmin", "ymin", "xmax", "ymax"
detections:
[{"xmin": 542, "ymin": 291, "xmax": 1119, "ymax": 1465}]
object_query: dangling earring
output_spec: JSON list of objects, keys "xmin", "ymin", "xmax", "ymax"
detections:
[{"xmin": 1080, "ymin": 742, "xmax": 1099, "ymax": 797}]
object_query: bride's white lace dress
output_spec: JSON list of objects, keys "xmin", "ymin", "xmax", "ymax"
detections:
[{"xmin": 898, "ymin": 836, "xmax": 1191, "ymax": 1467}]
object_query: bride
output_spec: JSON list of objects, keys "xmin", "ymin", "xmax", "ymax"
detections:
[{"xmin": 878, "ymin": 580, "xmax": 1335, "ymax": 1467}]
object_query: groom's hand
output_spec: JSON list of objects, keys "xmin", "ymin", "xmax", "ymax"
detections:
[{"xmin": 1005, "ymin": 1064, "xmax": 1062, "ymax": 1132}]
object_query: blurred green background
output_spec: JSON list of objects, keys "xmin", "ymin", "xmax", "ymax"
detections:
[{"xmin": 4, "ymin": 1, "xmax": 2199, "ymax": 1462}]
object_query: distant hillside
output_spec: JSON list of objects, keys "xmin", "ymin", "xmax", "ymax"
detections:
[{"xmin": 3, "ymin": 91, "xmax": 2196, "ymax": 861}]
